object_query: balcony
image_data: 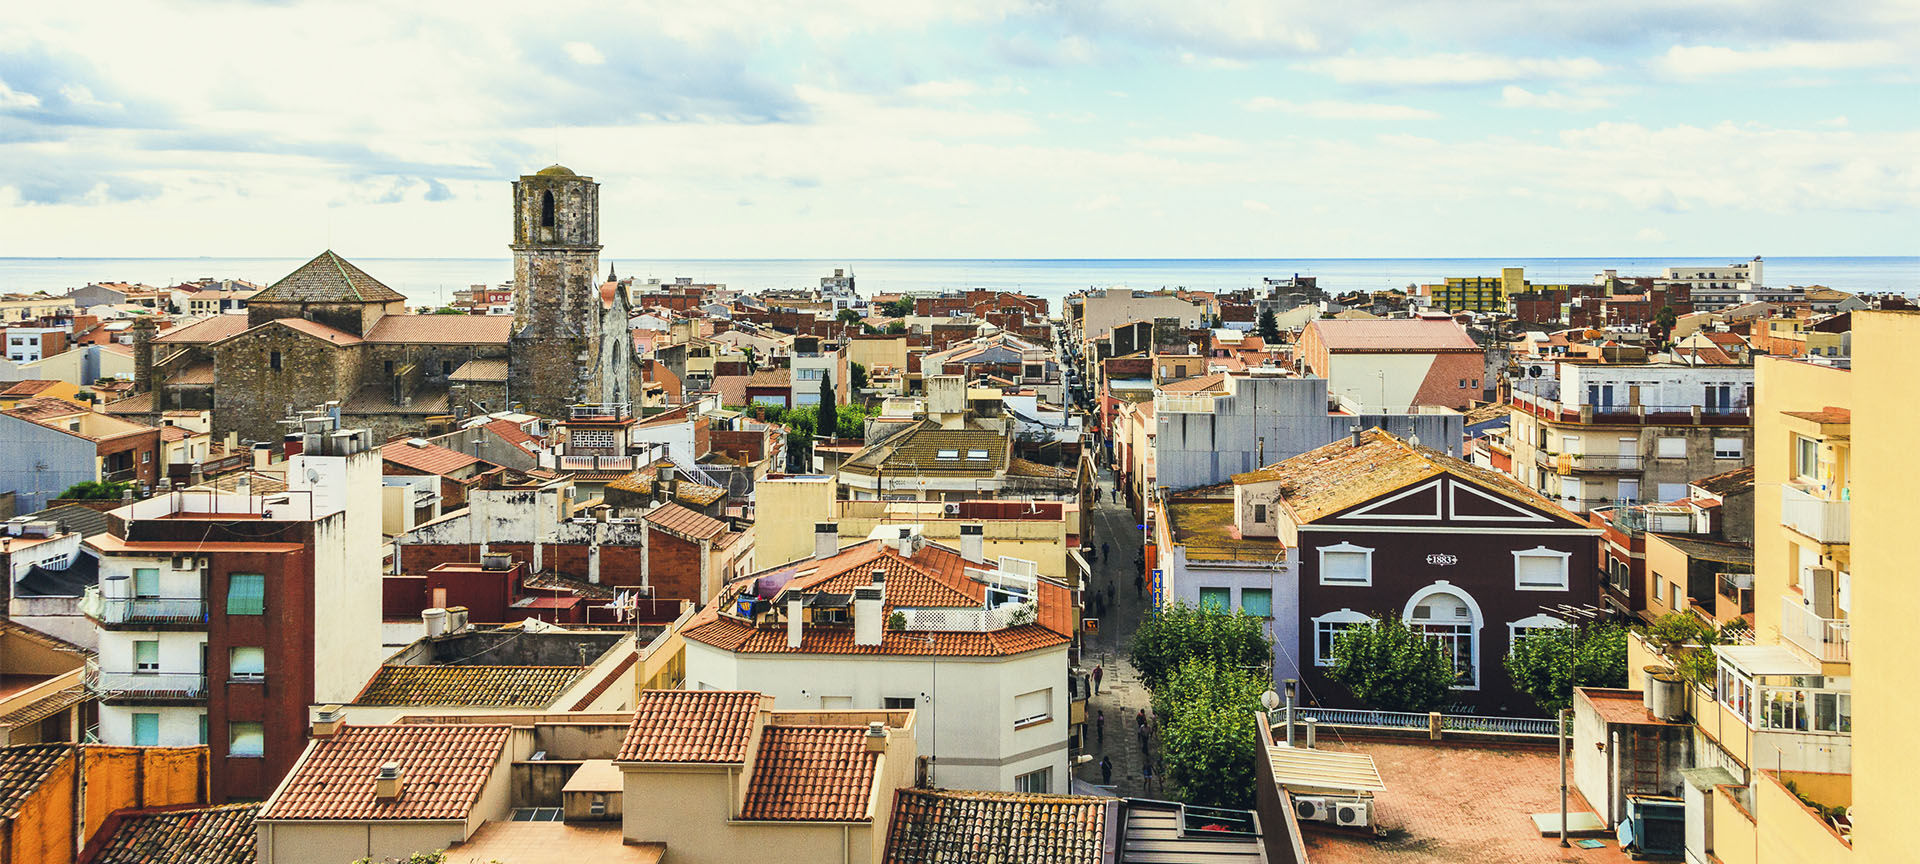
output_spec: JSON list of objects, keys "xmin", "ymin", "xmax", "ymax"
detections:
[
  {"xmin": 1780, "ymin": 596, "xmax": 1850, "ymax": 664},
  {"xmin": 1535, "ymin": 450, "xmax": 1643, "ymax": 474},
  {"xmin": 90, "ymin": 671, "xmax": 207, "ymax": 704},
  {"xmin": 83, "ymin": 589, "xmax": 208, "ymax": 630},
  {"xmin": 1780, "ymin": 483, "xmax": 1849, "ymax": 544},
  {"xmin": 1509, "ymin": 391, "xmax": 1750, "ymax": 426},
  {"xmin": 1717, "ymin": 573, "xmax": 1754, "ymax": 616}
]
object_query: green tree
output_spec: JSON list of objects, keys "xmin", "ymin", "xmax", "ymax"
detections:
[
  {"xmin": 1653, "ymin": 305, "xmax": 1679, "ymax": 346},
  {"xmin": 782, "ymin": 407, "xmax": 817, "ymax": 472},
  {"xmin": 1154, "ymin": 658, "xmax": 1266, "ymax": 809},
  {"xmin": 1503, "ymin": 622, "xmax": 1630, "ymax": 714},
  {"xmin": 819, "ymin": 369, "xmax": 835, "ymax": 418},
  {"xmin": 1325, "ymin": 617, "xmax": 1456, "ymax": 712},
  {"xmin": 57, "ymin": 480, "xmax": 136, "ymax": 501},
  {"xmin": 1127, "ymin": 601, "xmax": 1272, "ymax": 690},
  {"xmin": 1642, "ymin": 612, "xmax": 1721, "ymax": 686},
  {"xmin": 850, "ymin": 361, "xmax": 868, "ymax": 393},
  {"xmin": 836, "ymin": 308, "xmax": 863, "ymax": 327},
  {"xmin": 885, "ymin": 320, "xmax": 907, "ymax": 335},
  {"xmin": 1257, "ymin": 309, "xmax": 1280, "ymax": 342},
  {"xmin": 740, "ymin": 345, "xmax": 757, "ymax": 370},
  {"xmin": 881, "ymin": 298, "xmax": 914, "ymax": 318}
]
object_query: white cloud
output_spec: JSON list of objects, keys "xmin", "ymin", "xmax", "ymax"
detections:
[
  {"xmin": 1498, "ymin": 86, "xmax": 1613, "ymax": 111},
  {"xmin": 0, "ymin": 80, "xmax": 39, "ymax": 111},
  {"xmin": 1242, "ymin": 199, "xmax": 1271, "ymax": 213},
  {"xmin": 1077, "ymin": 194, "xmax": 1122, "ymax": 212},
  {"xmin": 1636, "ymin": 227, "xmax": 1667, "ymax": 244},
  {"xmin": 1299, "ymin": 52, "xmax": 1605, "ymax": 86},
  {"xmin": 1243, "ymin": 97, "xmax": 1437, "ymax": 120},
  {"xmin": 1129, "ymin": 133, "xmax": 1246, "ymax": 154},
  {"xmin": 903, "ymin": 80, "xmax": 978, "ymax": 101},
  {"xmin": 1820, "ymin": 116, "xmax": 1850, "ymax": 128},
  {"xmin": 1657, "ymin": 41, "xmax": 1908, "ymax": 78},
  {"xmin": 562, "ymin": 42, "xmax": 605, "ymax": 66}
]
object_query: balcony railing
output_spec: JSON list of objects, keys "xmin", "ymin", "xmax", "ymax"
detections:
[
  {"xmin": 95, "ymin": 597, "xmax": 208, "ymax": 626},
  {"xmin": 1780, "ymin": 483, "xmax": 1850, "ymax": 544},
  {"xmin": 1780, "ymin": 596, "xmax": 1850, "ymax": 664},
  {"xmin": 1535, "ymin": 451, "xmax": 1643, "ymax": 473},
  {"xmin": 1509, "ymin": 392, "xmax": 1750, "ymax": 426},
  {"xmin": 897, "ymin": 601, "xmax": 1035, "ymax": 632},
  {"xmin": 90, "ymin": 671, "xmax": 207, "ymax": 701}
]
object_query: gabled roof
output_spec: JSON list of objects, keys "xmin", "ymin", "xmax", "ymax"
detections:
[
  {"xmin": 0, "ymin": 744, "xmax": 71, "ymax": 817},
  {"xmin": 642, "ymin": 502, "xmax": 729, "ymax": 541},
  {"xmin": 260, "ymin": 724, "xmax": 510, "ymax": 821},
  {"xmin": 881, "ymin": 788, "xmax": 1108, "ymax": 864},
  {"xmin": 87, "ymin": 802, "xmax": 259, "ymax": 864},
  {"xmin": 481, "ymin": 418, "xmax": 541, "ymax": 451},
  {"xmin": 740, "ymin": 725, "xmax": 880, "ymax": 822},
  {"xmin": 1307, "ymin": 318, "xmax": 1477, "ymax": 351},
  {"xmin": 251, "ymin": 251, "xmax": 406, "ymax": 304},
  {"xmin": 2, "ymin": 397, "xmax": 85, "ymax": 423},
  {"xmin": 1692, "ymin": 465, "xmax": 1755, "ymax": 497},
  {"xmin": 1234, "ymin": 428, "xmax": 1581, "ymax": 526},
  {"xmin": 153, "ymin": 316, "xmax": 250, "ymax": 345},
  {"xmin": 364, "ymin": 315, "xmax": 513, "ymax": 345},
  {"xmin": 353, "ymin": 665, "xmax": 584, "ymax": 708},
  {"xmin": 1158, "ymin": 373, "xmax": 1226, "ymax": 394},
  {"xmin": 24, "ymin": 504, "xmax": 113, "ymax": 538},
  {"xmin": 617, "ymin": 690, "xmax": 766, "ymax": 763},
  {"xmin": 381, "ymin": 439, "xmax": 482, "ymax": 476},
  {"xmin": 449, "ymin": 358, "xmax": 509, "ymax": 383},
  {"xmin": 0, "ymin": 380, "xmax": 62, "ymax": 398}
]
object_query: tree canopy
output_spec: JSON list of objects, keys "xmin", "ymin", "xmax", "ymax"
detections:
[
  {"xmin": 850, "ymin": 361, "xmax": 868, "ymax": 393},
  {"xmin": 1257, "ymin": 309, "xmax": 1280, "ymax": 342},
  {"xmin": 881, "ymin": 298, "xmax": 914, "ymax": 318},
  {"xmin": 1325, "ymin": 616, "xmax": 1456, "ymax": 713},
  {"xmin": 1127, "ymin": 601, "xmax": 1272, "ymax": 690},
  {"xmin": 58, "ymin": 480, "xmax": 136, "ymax": 501},
  {"xmin": 1153, "ymin": 658, "xmax": 1266, "ymax": 809},
  {"xmin": 1502, "ymin": 622, "xmax": 1629, "ymax": 714}
]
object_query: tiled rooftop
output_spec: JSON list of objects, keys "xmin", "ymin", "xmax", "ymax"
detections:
[
  {"xmin": 482, "ymin": 418, "xmax": 541, "ymax": 451},
  {"xmin": 0, "ymin": 380, "xmax": 60, "ymax": 398},
  {"xmin": 353, "ymin": 665, "xmax": 585, "ymax": 708},
  {"xmin": 1233, "ymin": 429, "xmax": 1580, "ymax": 526},
  {"xmin": 840, "ymin": 422, "xmax": 1010, "ymax": 477},
  {"xmin": 1308, "ymin": 318, "xmax": 1478, "ymax": 351},
  {"xmin": 450, "ymin": 358, "xmax": 510, "ymax": 383},
  {"xmin": 364, "ymin": 315, "xmax": 513, "ymax": 345},
  {"xmin": 381, "ymin": 439, "xmax": 483, "ymax": 476},
  {"xmin": 151, "ymin": 316, "xmax": 249, "ymax": 345},
  {"xmin": 1691, "ymin": 464, "xmax": 1754, "ymax": 497},
  {"xmin": 88, "ymin": 802, "xmax": 259, "ymax": 864},
  {"xmin": 1162, "ymin": 493, "xmax": 1286, "ymax": 563},
  {"xmin": 260, "ymin": 724, "xmax": 510, "ymax": 821},
  {"xmin": 251, "ymin": 250, "xmax": 407, "ymax": 304},
  {"xmin": 881, "ymin": 788, "xmax": 1108, "ymax": 864},
  {"xmin": 0, "ymin": 743, "xmax": 69, "ymax": 817},
  {"xmin": 443, "ymin": 821, "xmax": 664, "ymax": 864},
  {"xmin": 617, "ymin": 690, "xmax": 766, "ymax": 763},
  {"xmin": 739, "ymin": 725, "xmax": 879, "ymax": 822},
  {"xmin": 641, "ymin": 502, "xmax": 729, "ymax": 541}
]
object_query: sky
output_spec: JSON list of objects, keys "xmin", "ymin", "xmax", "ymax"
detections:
[{"xmin": 1, "ymin": 1, "xmax": 1917, "ymax": 259}]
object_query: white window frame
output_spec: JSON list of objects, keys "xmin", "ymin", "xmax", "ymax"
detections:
[
  {"xmin": 1656, "ymin": 436, "xmax": 1687, "ymax": 459},
  {"xmin": 1402, "ymin": 583, "xmax": 1484, "ymax": 691},
  {"xmin": 1512, "ymin": 546, "xmax": 1572, "ymax": 592},
  {"xmin": 1506, "ymin": 614, "xmax": 1572, "ymax": 655},
  {"xmin": 1795, "ymin": 435, "xmax": 1820, "ymax": 481},
  {"xmin": 1318, "ymin": 542, "xmax": 1374, "ymax": 586},
  {"xmin": 1014, "ymin": 688, "xmax": 1052, "ymax": 727},
  {"xmin": 1713, "ymin": 437, "xmax": 1744, "ymax": 460},
  {"xmin": 1313, "ymin": 609, "xmax": 1375, "ymax": 667},
  {"xmin": 1015, "ymin": 767, "xmax": 1052, "ymax": 794}
]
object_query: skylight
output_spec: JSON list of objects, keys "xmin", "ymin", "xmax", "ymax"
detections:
[
  {"xmin": 936, "ymin": 449, "xmax": 960, "ymax": 460},
  {"xmin": 968, "ymin": 449, "xmax": 990, "ymax": 460}
]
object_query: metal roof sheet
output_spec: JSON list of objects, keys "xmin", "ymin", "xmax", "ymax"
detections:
[{"xmin": 1266, "ymin": 744, "xmax": 1386, "ymax": 793}]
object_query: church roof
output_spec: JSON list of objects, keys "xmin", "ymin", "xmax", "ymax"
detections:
[
  {"xmin": 535, "ymin": 164, "xmax": 577, "ymax": 177},
  {"xmin": 251, "ymin": 251, "xmax": 407, "ymax": 305}
]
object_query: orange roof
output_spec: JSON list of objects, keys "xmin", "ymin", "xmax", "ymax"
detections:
[
  {"xmin": 153, "ymin": 316, "xmax": 249, "ymax": 345},
  {"xmin": 275, "ymin": 318, "xmax": 363, "ymax": 345},
  {"xmin": 3, "ymin": 397, "xmax": 85, "ymax": 423},
  {"xmin": 0, "ymin": 380, "xmax": 61, "ymax": 398},
  {"xmin": 1782, "ymin": 408, "xmax": 1850, "ymax": 424},
  {"xmin": 260, "ymin": 724, "xmax": 510, "ymax": 821},
  {"xmin": 364, "ymin": 315, "xmax": 513, "ymax": 345},
  {"xmin": 1158, "ymin": 373, "xmax": 1226, "ymax": 394},
  {"xmin": 642, "ymin": 502, "xmax": 729, "ymax": 541},
  {"xmin": 482, "ymin": 419, "xmax": 541, "ymax": 451},
  {"xmin": 739, "ymin": 726, "xmax": 879, "ymax": 822},
  {"xmin": 381, "ymin": 439, "xmax": 482, "ymax": 476},
  {"xmin": 617, "ymin": 690, "xmax": 766, "ymax": 763},
  {"xmin": 684, "ymin": 615, "xmax": 1069, "ymax": 658},
  {"xmin": 882, "ymin": 789, "xmax": 1108, "ymax": 864}
]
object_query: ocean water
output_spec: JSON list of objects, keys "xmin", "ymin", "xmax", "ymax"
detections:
[{"xmin": 0, "ymin": 256, "xmax": 1913, "ymax": 310}]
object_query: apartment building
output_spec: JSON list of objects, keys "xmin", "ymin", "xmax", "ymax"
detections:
[
  {"xmin": 81, "ymin": 414, "xmax": 386, "ymax": 800},
  {"xmin": 0, "ymin": 398, "xmax": 162, "ymax": 510},
  {"xmin": 4, "ymin": 327, "xmax": 69, "ymax": 364},
  {"xmin": 1508, "ymin": 361, "xmax": 1754, "ymax": 514},
  {"xmin": 1295, "ymin": 317, "xmax": 1484, "ymax": 411},
  {"xmin": 680, "ymin": 525, "xmax": 1075, "ymax": 793}
]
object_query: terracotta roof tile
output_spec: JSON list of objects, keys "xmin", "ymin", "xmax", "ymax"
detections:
[
  {"xmin": 0, "ymin": 380, "xmax": 60, "ymax": 398},
  {"xmin": 617, "ymin": 690, "xmax": 765, "ymax": 763},
  {"xmin": 0, "ymin": 744, "xmax": 69, "ymax": 817},
  {"xmin": 449, "ymin": 358, "xmax": 509, "ymax": 383},
  {"xmin": 684, "ymin": 617, "xmax": 1068, "ymax": 658},
  {"xmin": 353, "ymin": 665, "xmax": 584, "ymax": 708},
  {"xmin": 881, "ymin": 788, "xmax": 1107, "ymax": 864},
  {"xmin": 260, "ymin": 724, "xmax": 510, "ymax": 821},
  {"xmin": 740, "ymin": 726, "xmax": 879, "ymax": 822},
  {"xmin": 711, "ymin": 375, "xmax": 749, "ymax": 406},
  {"xmin": 482, "ymin": 419, "xmax": 541, "ymax": 451},
  {"xmin": 381, "ymin": 439, "xmax": 482, "ymax": 476},
  {"xmin": 1307, "ymin": 318, "xmax": 1478, "ymax": 351},
  {"xmin": 642, "ymin": 502, "xmax": 728, "ymax": 541},
  {"xmin": 840, "ymin": 423, "xmax": 1009, "ymax": 477},
  {"xmin": 1692, "ymin": 465, "xmax": 1755, "ymax": 496},
  {"xmin": 1158, "ymin": 372, "xmax": 1227, "ymax": 394},
  {"xmin": 89, "ymin": 802, "xmax": 259, "ymax": 864},
  {"xmin": 748, "ymin": 369, "xmax": 790, "ymax": 388},
  {"xmin": 3, "ymin": 397, "xmax": 85, "ymax": 423},
  {"xmin": 364, "ymin": 316, "xmax": 513, "ymax": 345},
  {"xmin": 251, "ymin": 251, "xmax": 406, "ymax": 304},
  {"xmin": 152, "ymin": 316, "xmax": 249, "ymax": 345}
]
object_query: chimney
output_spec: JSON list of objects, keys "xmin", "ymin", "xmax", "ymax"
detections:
[
  {"xmin": 786, "ymin": 597, "xmax": 804, "ymax": 648},
  {"xmin": 896, "ymin": 526, "xmax": 916, "ymax": 558},
  {"xmin": 283, "ymin": 433, "xmax": 304, "ymax": 458},
  {"xmin": 1350, "ymin": 426, "xmax": 1362, "ymax": 448},
  {"xmin": 958, "ymin": 523, "xmax": 985, "ymax": 564},
  {"xmin": 853, "ymin": 577, "xmax": 885, "ymax": 647},
  {"xmin": 374, "ymin": 762, "xmax": 404, "ymax": 803},
  {"xmin": 865, "ymin": 721, "xmax": 888, "ymax": 753},
  {"xmin": 312, "ymin": 705, "xmax": 343, "ymax": 739},
  {"xmin": 814, "ymin": 522, "xmax": 839, "ymax": 560},
  {"xmin": 251, "ymin": 442, "xmax": 272, "ymax": 469}
]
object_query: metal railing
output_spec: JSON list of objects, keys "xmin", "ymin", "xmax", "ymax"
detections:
[
  {"xmin": 90, "ymin": 671, "xmax": 207, "ymax": 700},
  {"xmin": 1281, "ymin": 706, "xmax": 1559, "ymax": 737},
  {"xmin": 1717, "ymin": 573, "xmax": 1754, "ymax": 615},
  {"xmin": 1153, "ymin": 393, "xmax": 1220, "ymax": 415},
  {"xmin": 1780, "ymin": 483, "xmax": 1850, "ymax": 544},
  {"xmin": 1780, "ymin": 596, "xmax": 1850, "ymax": 663},
  {"xmin": 1534, "ymin": 451, "xmax": 1644, "ymax": 472},
  {"xmin": 897, "ymin": 601, "xmax": 1034, "ymax": 632},
  {"xmin": 93, "ymin": 596, "xmax": 208, "ymax": 625}
]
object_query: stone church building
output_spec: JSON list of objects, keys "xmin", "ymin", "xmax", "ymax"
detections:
[{"xmin": 114, "ymin": 165, "xmax": 639, "ymax": 443}]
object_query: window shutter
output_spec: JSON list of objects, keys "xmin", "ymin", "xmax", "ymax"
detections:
[{"xmin": 1517, "ymin": 555, "xmax": 1563, "ymax": 588}]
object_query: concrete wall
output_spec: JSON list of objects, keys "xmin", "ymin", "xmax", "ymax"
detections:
[
  {"xmin": 1153, "ymin": 375, "xmax": 1465, "ymax": 491},
  {"xmin": 258, "ymin": 820, "xmax": 467, "ymax": 864},
  {"xmin": 0, "ymin": 416, "xmax": 95, "ymax": 512},
  {"xmin": 753, "ymin": 476, "xmax": 838, "ymax": 568},
  {"xmin": 620, "ymin": 765, "xmax": 875, "ymax": 864}
]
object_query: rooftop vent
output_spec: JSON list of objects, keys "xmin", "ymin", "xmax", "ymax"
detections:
[
  {"xmin": 374, "ymin": 762, "xmax": 404, "ymax": 803},
  {"xmin": 312, "ymin": 705, "xmax": 344, "ymax": 739},
  {"xmin": 865, "ymin": 721, "xmax": 888, "ymax": 753}
]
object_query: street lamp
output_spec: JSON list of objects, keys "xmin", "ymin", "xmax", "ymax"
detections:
[{"xmin": 1538, "ymin": 602, "xmax": 1604, "ymax": 847}]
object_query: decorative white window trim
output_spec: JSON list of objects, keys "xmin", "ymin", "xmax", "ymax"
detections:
[
  {"xmin": 1401, "ymin": 582, "xmax": 1483, "ymax": 691},
  {"xmin": 1513, "ymin": 546, "xmax": 1572, "ymax": 592},
  {"xmin": 1318, "ymin": 542, "xmax": 1374, "ymax": 586},
  {"xmin": 1313, "ymin": 608, "xmax": 1375, "ymax": 667},
  {"xmin": 1507, "ymin": 614, "xmax": 1573, "ymax": 654}
]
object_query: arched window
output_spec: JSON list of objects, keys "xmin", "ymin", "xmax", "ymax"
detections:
[
  {"xmin": 540, "ymin": 190, "xmax": 555, "ymax": 228},
  {"xmin": 1403, "ymin": 583, "xmax": 1483, "ymax": 689},
  {"xmin": 1507, "ymin": 613, "xmax": 1573, "ymax": 655},
  {"xmin": 1312, "ymin": 609, "xmax": 1375, "ymax": 667}
]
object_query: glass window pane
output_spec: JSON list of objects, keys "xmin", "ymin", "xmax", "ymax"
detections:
[
  {"xmin": 135, "ymin": 640, "xmax": 159, "ymax": 670},
  {"xmin": 229, "ymin": 722, "xmax": 264, "ymax": 757},
  {"xmin": 1241, "ymin": 589, "xmax": 1273, "ymax": 618},
  {"xmin": 226, "ymin": 574, "xmax": 265, "ymax": 615},
  {"xmin": 231, "ymin": 647, "xmax": 265, "ymax": 678},
  {"xmin": 133, "ymin": 568, "xmax": 159, "ymax": 598}
]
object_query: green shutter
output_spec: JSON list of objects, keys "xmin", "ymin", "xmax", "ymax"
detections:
[
  {"xmin": 132, "ymin": 713, "xmax": 159, "ymax": 746},
  {"xmin": 1241, "ymin": 588, "xmax": 1273, "ymax": 618},
  {"xmin": 1199, "ymin": 587, "xmax": 1230, "ymax": 613},
  {"xmin": 133, "ymin": 568, "xmax": 159, "ymax": 598},
  {"xmin": 226, "ymin": 574, "xmax": 265, "ymax": 615}
]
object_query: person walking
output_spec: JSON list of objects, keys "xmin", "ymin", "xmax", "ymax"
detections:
[
  {"xmin": 1096, "ymin": 710, "xmax": 1105, "ymax": 745},
  {"xmin": 1101, "ymin": 542, "xmax": 1109, "ymax": 561},
  {"xmin": 1100, "ymin": 756, "xmax": 1113, "ymax": 786},
  {"xmin": 1137, "ymin": 723, "xmax": 1149, "ymax": 754},
  {"xmin": 1093, "ymin": 665, "xmax": 1104, "ymax": 694},
  {"xmin": 1142, "ymin": 761, "xmax": 1154, "ymax": 795}
]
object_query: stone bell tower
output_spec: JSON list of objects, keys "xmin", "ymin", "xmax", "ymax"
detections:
[{"xmin": 507, "ymin": 164, "xmax": 609, "ymax": 418}]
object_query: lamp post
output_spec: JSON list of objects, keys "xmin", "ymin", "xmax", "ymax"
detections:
[{"xmin": 1539, "ymin": 602, "xmax": 1604, "ymax": 847}]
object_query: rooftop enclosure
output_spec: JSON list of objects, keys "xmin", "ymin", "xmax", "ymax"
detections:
[{"xmin": 385, "ymin": 630, "xmax": 630, "ymax": 667}]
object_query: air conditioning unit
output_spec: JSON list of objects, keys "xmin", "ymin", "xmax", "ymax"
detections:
[
  {"xmin": 1334, "ymin": 800, "xmax": 1372, "ymax": 828},
  {"xmin": 1294, "ymin": 796, "xmax": 1333, "ymax": 822},
  {"xmin": 170, "ymin": 555, "xmax": 203, "ymax": 571},
  {"xmin": 944, "ymin": 502, "xmax": 961, "ymax": 516}
]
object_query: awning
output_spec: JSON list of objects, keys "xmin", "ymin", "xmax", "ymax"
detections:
[
  {"xmin": 1267, "ymin": 745, "xmax": 1386, "ymax": 794},
  {"xmin": 1715, "ymin": 644, "xmax": 1820, "ymax": 678}
]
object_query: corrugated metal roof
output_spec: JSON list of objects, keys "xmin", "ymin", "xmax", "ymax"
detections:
[{"xmin": 1266, "ymin": 745, "xmax": 1386, "ymax": 793}]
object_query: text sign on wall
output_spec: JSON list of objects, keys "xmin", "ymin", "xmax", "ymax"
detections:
[{"xmin": 1426, "ymin": 554, "xmax": 1458, "ymax": 566}]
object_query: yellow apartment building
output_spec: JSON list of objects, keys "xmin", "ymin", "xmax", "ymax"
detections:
[{"xmin": 1628, "ymin": 310, "xmax": 1916, "ymax": 863}]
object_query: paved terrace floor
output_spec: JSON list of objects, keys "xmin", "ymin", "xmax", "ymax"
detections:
[{"xmin": 1299, "ymin": 737, "xmax": 1634, "ymax": 864}]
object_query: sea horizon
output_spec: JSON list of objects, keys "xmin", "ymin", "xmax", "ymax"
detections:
[{"xmin": 2, "ymin": 255, "xmax": 1913, "ymax": 309}]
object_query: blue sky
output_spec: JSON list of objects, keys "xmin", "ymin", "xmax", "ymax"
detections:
[{"xmin": 1, "ymin": 0, "xmax": 1915, "ymax": 258}]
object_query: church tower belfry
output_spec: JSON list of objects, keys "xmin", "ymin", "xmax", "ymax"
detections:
[{"xmin": 508, "ymin": 164, "xmax": 629, "ymax": 418}]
